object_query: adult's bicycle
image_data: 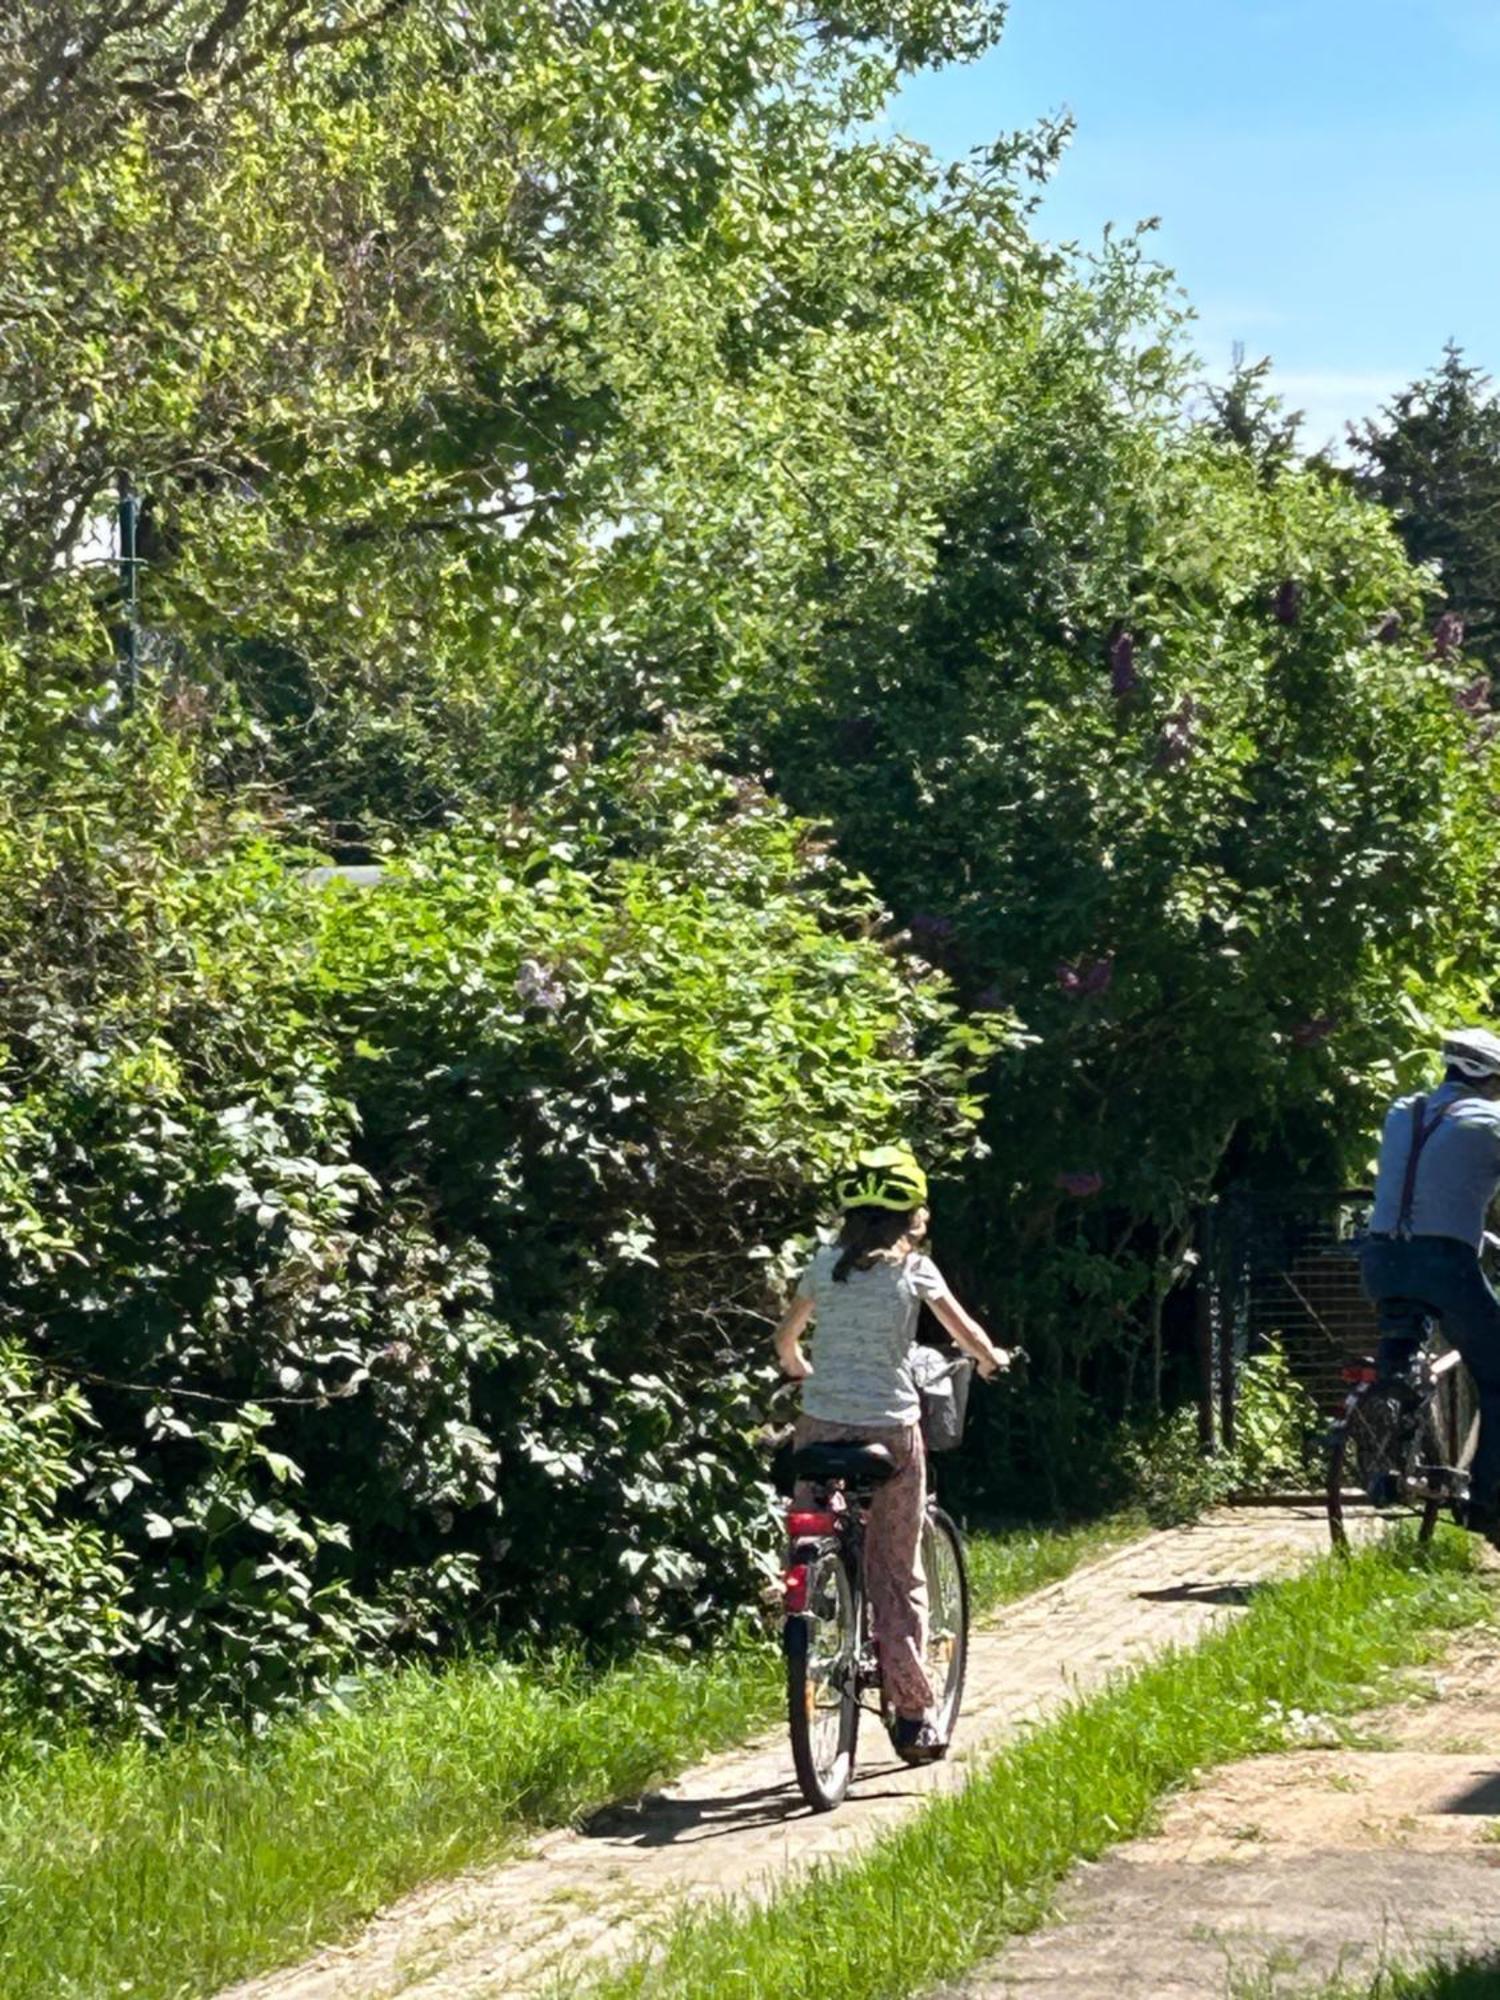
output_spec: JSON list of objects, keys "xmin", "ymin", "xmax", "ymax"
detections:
[{"xmin": 781, "ymin": 1439, "xmax": 968, "ymax": 1812}]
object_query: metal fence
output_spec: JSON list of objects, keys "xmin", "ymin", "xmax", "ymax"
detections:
[{"xmin": 1198, "ymin": 1187, "xmax": 1377, "ymax": 1460}]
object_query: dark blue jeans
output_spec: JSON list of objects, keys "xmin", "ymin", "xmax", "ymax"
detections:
[{"xmin": 1360, "ymin": 1234, "xmax": 1500, "ymax": 1511}]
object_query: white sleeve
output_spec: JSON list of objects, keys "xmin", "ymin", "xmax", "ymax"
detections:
[{"xmin": 907, "ymin": 1254, "xmax": 950, "ymax": 1302}]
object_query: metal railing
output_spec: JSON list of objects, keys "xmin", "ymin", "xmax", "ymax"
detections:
[{"xmin": 1198, "ymin": 1187, "xmax": 1377, "ymax": 1469}]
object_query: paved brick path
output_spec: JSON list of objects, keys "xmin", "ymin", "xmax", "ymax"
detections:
[
  {"xmin": 224, "ymin": 1506, "xmax": 1345, "ymax": 2000},
  {"xmin": 940, "ymin": 1621, "xmax": 1500, "ymax": 1999}
]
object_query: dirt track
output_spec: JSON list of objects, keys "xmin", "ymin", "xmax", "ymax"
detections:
[
  {"xmin": 224, "ymin": 1506, "xmax": 1349, "ymax": 2000},
  {"xmin": 943, "ymin": 1618, "xmax": 1500, "ymax": 1999}
]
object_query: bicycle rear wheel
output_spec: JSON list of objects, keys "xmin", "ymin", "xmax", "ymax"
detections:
[
  {"xmin": 1327, "ymin": 1378, "xmax": 1439, "ymax": 1552},
  {"xmin": 786, "ymin": 1548, "xmax": 861, "ymax": 1811},
  {"xmin": 921, "ymin": 1507, "xmax": 969, "ymax": 1749}
]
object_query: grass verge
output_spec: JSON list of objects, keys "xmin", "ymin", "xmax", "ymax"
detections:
[
  {"xmin": 580, "ymin": 1536, "xmax": 1496, "ymax": 2000},
  {"xmin": 0, "ymin": 1516, "xmax": 1132, "ymax": 2000}
]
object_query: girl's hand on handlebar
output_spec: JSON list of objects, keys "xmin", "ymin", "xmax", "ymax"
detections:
[
  {"xmin": 976, "ymin": 1345, "xmax": 1023, "ymax": 1380},
  {"xmin": 780, "ymin": 1348, "xmax": 813, "ymax": 1382}
]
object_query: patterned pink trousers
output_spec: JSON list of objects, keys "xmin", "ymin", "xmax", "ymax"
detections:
[{"xmin": 793, "ymin": 1413, "xmax": 935, "ymax": 1718}]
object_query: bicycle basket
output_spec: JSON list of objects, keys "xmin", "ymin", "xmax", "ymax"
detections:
[{"xmin": 909, "ymin": 1346, "xmax": 973, "ymax": 1453}]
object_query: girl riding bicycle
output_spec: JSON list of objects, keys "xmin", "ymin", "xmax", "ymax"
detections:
[{"xmin": 773, "ymin": 1145, "xmax": 1010, "ymax": 1762}]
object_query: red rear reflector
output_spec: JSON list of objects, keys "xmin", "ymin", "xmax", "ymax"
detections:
[
  {"xmin": 783, "ymin": 1564, "xmax": 809, "ymax": 1613},
  {"xmin": 1341, "ymin": 1365, "xmax": 1378, "ymax": 1384},
  {"xmin": 787, "ymin": 1509, "xmax": 837, "ymax": 1538}
]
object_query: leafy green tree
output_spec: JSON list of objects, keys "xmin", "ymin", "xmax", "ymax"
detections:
[
  {"xmin": 0, "ymin": 0, "xmax": 1021, "ymax": 831},
  {"xmin": 747, "ymin": 327, "xmax": 1500, "ymax": 1486},
  {"xmin": 1351, "ymin": 344, "xmax": 1500, "ymax": 669}
]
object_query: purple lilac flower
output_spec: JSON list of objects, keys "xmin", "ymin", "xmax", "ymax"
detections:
[
  {"xmin": 1433, "ymin": 612, "xmax": 1466, "ymax": 662},
  {"xmin": 1057, "ymin": 1170, "xmax": 1104, "ymax": 1199},
  {"xmin": 1372, "ymin": 611, "xmax": 1402, "ymax": 645},
  {"xmin": 1454, "ymin": 676, "xmax": 1490, "ymax": 716},
  {"xmin": 1274, "ymin": 580, "xmax": 1302, "ymax": 626},
  {"xmin": 1079, "ymin": 955, "xmax": 1114, "ymax": 997},
  {"xmin": 909, "ymin": 913, "xmax": 957, "ymax": 949},
  {"xmin": 1056, "ymin": 956, "xmax": 1113, "ymax": 998},
  {"xmin": 1291, "ymin": 1016, "xmax": 1338, "ymax": 1048},
  {"xmin": 515, "ymin": 958, "xmax": 566, "ymax": 1013}
]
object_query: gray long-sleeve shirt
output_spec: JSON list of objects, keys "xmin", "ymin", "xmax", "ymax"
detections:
[{"xmin": 1369, "ymin": 1081, "xmax": 1500, "ymax": 1249}]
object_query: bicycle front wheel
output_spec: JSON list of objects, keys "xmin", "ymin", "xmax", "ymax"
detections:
[
  {"xmin": 786, "ymin": 1548, "xmax": 861, "ymax": 1811},
  {"xmin": 921, "ymin": 1507, "xmax": 969, "ymax": 1749}
]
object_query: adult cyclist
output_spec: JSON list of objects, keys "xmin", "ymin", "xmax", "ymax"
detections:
[{"xmin": 1362, "ymin": 1026, "xmax": 1500, "ymax": 1538}]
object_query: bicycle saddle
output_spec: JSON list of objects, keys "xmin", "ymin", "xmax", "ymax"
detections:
[{"xmin": 792, "ymin": 1441, "xmax": 897, "ymax": 1487}]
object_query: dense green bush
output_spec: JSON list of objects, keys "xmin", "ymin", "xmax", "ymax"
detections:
[
  {"xmin": 0, "ymin": 741, "xmax": 998, "ymax": 1721},
  {"xmin": 0, "ymin": 1341, "xmax": 138, "ymax": 1724}
]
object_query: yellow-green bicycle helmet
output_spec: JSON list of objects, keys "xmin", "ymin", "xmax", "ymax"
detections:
[{"xmin": 835, "ymin": 1144, "xmax": 928, "ymax": 1214}]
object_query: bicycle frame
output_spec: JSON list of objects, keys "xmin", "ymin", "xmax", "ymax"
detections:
[{"xmin": 784, "ymin": 1484, "xmax": 885, "ymax": 1713}]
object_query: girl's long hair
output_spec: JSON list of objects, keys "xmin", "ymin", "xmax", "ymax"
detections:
[{"xmin": 832, "ymin": 1206, "xmax": 922, "ymax": 1284}]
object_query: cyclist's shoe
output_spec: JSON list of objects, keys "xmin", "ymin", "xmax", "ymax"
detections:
[{"xmin": 891, "ymin": 1716, "xmax": 946, "ymax": 1764}]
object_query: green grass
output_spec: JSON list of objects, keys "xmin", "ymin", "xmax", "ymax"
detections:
[
  {"xmin": 579, "ymin": 1536, "xmax": 1496, "ymax": 2000},
  {"xmin": 0, "ymin": 1516, "xmax": 1131, "ymax": 2000},
  {"xmin": 962, "ymin": 1510, "xmax": 1141, "ymax": 1609}
]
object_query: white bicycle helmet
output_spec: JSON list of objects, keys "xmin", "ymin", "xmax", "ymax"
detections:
[{"xmin": 1442, "ymin": 1026, "xmax": 1500, "ymax": 1080}]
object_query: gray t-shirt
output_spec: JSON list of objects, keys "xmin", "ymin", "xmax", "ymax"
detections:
[
  {"xmin": 794, "ymin": 1245, "xmax": 948, "ymax": 1428},
  {"xmin": 1369, "ymin": 1081, "xmax": 1500, "ymax": 1249}
]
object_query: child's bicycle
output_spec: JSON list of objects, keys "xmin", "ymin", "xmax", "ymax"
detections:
[
  {"xmin": 1325, "ymin": 1326, "xmax": 1478, "ymax": 1552},
  {"xmin": 782, "ymin": 1440, "xmax": 968, "ymax": 1811},
  {"xmin": 780, "ymin": 1349, "xmax": 1001, "ymax": 1813}
]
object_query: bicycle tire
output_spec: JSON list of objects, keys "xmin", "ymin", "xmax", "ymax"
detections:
[
  {"xmin": 786, "ymin": 1547, "xmax": 861, "ymax": 1811},
  {"xmin": 921, "ymin": 1506, "xmax": 969, "ymax": 1750},
  {"xmin": 1327, "ymin": 1377, "xmax": 1442, "ymax": 1553},
  {"xmin": 1418, "ymin": 1340, "xmax": 1480, "ymax": 1541}
]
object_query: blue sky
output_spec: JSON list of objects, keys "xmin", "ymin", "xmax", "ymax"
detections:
[{"xmin": 893, "ymin": 0, "xmax": 1500, "ymax": 453}]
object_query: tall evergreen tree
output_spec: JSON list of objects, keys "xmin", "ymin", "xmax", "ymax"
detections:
[
  {"xmin": 1202, "ymin": 346, "xmax": 1303, "ymax": 482},
  {"xmin": 1351, "ymin": 343, "xmax": 1500, "ymax": 667}
]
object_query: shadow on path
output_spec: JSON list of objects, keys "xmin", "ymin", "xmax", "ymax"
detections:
[
  {"xmin": 1135, "ymin": 1580, "xmax": 1266, "ymax": 1608},
  {"xmin": 1442, "ymin": 1770, "xmax": 1500, "ymax": 1816},
  {"xmin": 581, "ymin": 1770, "xmax": 919, "ymax": 1848}
]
